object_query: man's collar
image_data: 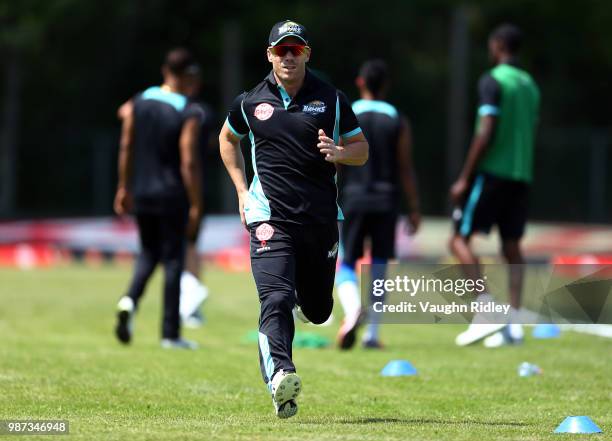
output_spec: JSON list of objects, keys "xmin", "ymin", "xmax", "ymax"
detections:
[
  {"xmin": 265, "ymin": 70, "xmax": 277, "ymax": 85},
  {"xmin": 265, "ymin": 68, "xmax": 312, "ymax": 91}
]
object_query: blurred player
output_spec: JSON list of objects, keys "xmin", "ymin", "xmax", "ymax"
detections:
[
  {"xmin": 219, "ymin": 20, "xmax": 368, "ymax": 418},
  {"xmin": 450, "ymin": 24, "xmax": 540, "ymax": 347},
  {"xmin": 117, "ymin": 67, "xmax": 214, "ymax": 328},
  {"xmin": 335, "ymin": 59, "xmax": 421, "ymax": 350},
  {"xmin": 114, "ymin": 48, "xmax": 203, "ymax": 349}
]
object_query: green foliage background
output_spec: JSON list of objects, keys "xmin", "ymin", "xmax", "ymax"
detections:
[{"xmin": 2, "ymin": 1, "xmax": 611, "ymax": 220}]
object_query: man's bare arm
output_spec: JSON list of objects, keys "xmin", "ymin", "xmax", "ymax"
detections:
[
  {"xmin": 450, "ymin": 115, "xmax": 497, "ymax": 204},
  {"xmin": 180, "ymin": 118, "xmax": 203, "ymax": 209},
  {"xmin": 179, "ymin": 117, "xmax": 203, "ymax": 237},
  {"xmin": 460, "ymin": 115, "xmax": 496, "ymax": 181},
  {"xmin": 219, "ymin": 121, "xmax": 249, "ymax": 224},
  {"xmin": 397, "ymin": 117, "xmax": 421, "ymax": 232},
  {"xmin": 114, "ymin": 106, "xmax": 135, "ymax": 215}
]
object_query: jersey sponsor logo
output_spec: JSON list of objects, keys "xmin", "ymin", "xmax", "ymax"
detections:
[
  {"xmin": 255, "ymin": 223, "xmax": 275, "ymax": 241},
  {"xmin": 255, "ymin": 223, "xmax": 274, "ymax": 254},
  {"xmin": 254, "ymin": 103, "xmax": 274, "ymax": 121},
  {"xmin": 256, "ymin": 244, "xmax": 271, "ymax": 254},
  {"xmin": 302, "ymin": 100, "xmax": 326, "ymax": 115},
  {"xmin": 327, "ymin": 241, "xmax": 339, "ymax": 259}
]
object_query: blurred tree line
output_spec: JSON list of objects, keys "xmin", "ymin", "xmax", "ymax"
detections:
[{"xmin": 1, "ymin": 0, "xmax": 611, "ymax": 221}]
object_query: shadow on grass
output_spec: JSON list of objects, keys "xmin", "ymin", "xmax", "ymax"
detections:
[{"xmin": 300, "ymin": 417, "xmax": 530, "ymax": 427}]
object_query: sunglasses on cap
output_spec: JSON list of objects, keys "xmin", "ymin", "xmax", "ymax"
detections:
[{"xmin": 269, "ymin": 44, "xmax": 309, "ymax": 57}]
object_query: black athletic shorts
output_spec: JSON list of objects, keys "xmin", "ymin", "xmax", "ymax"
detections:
[
  {"xmin": 341, "ymin": 211, "xmax": 398, "ymax": 264},
  {"xmin": 248, "ymin": 221, "xmax": 339, "ymax": 323},
  {"xmin": 453, "ymin": 172, "xmax": 529, "ymax": 240}
]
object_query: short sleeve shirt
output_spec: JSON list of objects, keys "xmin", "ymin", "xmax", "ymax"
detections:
[
  {"xmin": 477, "ymin": 73, "xmax": 501, "ymax": 117},
  {"xmin": 131, "ymin": 86, "xmax": 203, "ymax": 214},
  {"xmin": 340, "ymin": 99, "xmax": 402, "ymax": 213},
  {"xmin": 226, "ymin": 69, "xmax": 362, "ymax": 225}
]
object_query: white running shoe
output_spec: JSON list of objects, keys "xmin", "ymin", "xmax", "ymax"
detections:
[
  {"xmin": 484, "ymin": 324, "xmax": 525, "ymax": 348},
  {"xmin": 180, "ymin": 272, "xmax": 208, "ymax": 321},
  {"xmin": 270, "ymin": 370, "xmax": 301, "ymax": 419},
  {"xmin": 319, "ymin": 313, "xmax": 335, "ymax": 327},
  {"xmin": 274, "ymin": 399, "xmax": 298, "ymax": 419},
  {"xmin": 183, "ymin": 309, "xmax": 204, "ymax": 329},
  {"xmin": 115, "ymin": 296, "xmax": 134, "ymax": 345},
  {"xmin": 455, "ymin": 323, "xmax": 507, "ymax": 346},
  {"xmin": 455, "ymin": 295, "xmax": 510, "ymax": 346},
  {"xmin": 160, "ymin": 338, "xmax": 198, "ymax": 350},
  {"xmin": 483, "ymin": 329, "xmax": 509, "ymax": 348},
  {"xmin": 508, "ymin": 323, "xmax": 525, "ymax": 340},
  {"xmin": 292, "ymin": 305, "xmax": 334, "ymax": 326},
  {"xmin": 293, "ymin": 305, "xmax": 310, "ymax": 324}
]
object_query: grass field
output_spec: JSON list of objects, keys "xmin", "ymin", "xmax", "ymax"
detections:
[{"xmin": 0, "ymin": 265, "xmax": 610, "ymax": 440}]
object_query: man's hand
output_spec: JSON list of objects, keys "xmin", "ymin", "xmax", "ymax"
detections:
[
  {"xmin": 317, "ymin": 129, "xmax": 344, "ymax": 163},
  {"xmin": 237, "ymin": 190, "xmax": 249, "ymax": 226},
  {"xmin": 450, "ymin": 178, "xmax": 469, "ymax": 205},
  {"xmin": 407, "ymin": 211, "xmax": 421, "ymax": 235},
  {"xmin": 113, "ymin": 187, "xmax": 132, "ymax": 216}
]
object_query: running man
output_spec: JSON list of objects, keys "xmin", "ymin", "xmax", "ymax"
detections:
[
  {"xmin": 450, "ymin": 24, "xmax": 540, "ymax": 347},
  {"xmin": 114, "ymin": 48, "xmax": 203, "ymax": 349},
  {"xmin": 218, "ymin": 20, "xmax": 368, "ymax": 418},
  {"xmin": 336, "ymin": 59, "xmax": 420, "ymax": 349}
]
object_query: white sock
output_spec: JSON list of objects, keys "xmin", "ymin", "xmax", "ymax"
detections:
[
  {"xmin": 337, "ymin": 280, "xmax": 361, "ymax": 318},
  {"xmin": 363, "ymin": 323, "xmax": 379, "ymax": 342},
  {"xmin": 117, "ymin": 296, "xmax": 134, "ymax": 312},
  {"xmin": 180, "ymin": 271, "xmax": 206, "ymax": 319}
]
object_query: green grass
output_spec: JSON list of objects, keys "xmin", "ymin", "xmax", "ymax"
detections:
[{"xmin": 0, "ymin": 265, "xmax": 610, "ymax": 440}]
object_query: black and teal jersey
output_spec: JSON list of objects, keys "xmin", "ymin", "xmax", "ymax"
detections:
[
  {"xmin": 226, "ymin": 69, "xmax": 362, "ymax": 225},
  {"xmin": 131, "ymin": 86, "xmax": 204, "ymax": 214},
  {"xmin": 340, "ymin": 99, "xmax": 401, "ymax": 213},
  {"xmin": 475, "ymin": 63, "xmax": 540, "ymax": 182}
]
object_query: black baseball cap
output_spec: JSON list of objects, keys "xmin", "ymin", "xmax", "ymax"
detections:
[{"xmin": 268, "ymin": 20, "xmax": 309, "ymax": 46}]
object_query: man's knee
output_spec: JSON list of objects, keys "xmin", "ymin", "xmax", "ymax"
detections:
[{"xmin": 262, "ymin": 290, "xmax": 295, "ymax": 314}]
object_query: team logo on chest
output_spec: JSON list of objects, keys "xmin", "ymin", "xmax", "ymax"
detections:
[
  {"xmin": 302, "ymin": 100, "xmax": 327, "ymax": 115},
  {"xmin": 254, "ymin": 103, "xmax": 274, "ymax": 121}
]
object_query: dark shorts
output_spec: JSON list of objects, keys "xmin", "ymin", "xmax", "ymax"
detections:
[
  {"xmin": 341, "ymin": 211, "xmax": 398, "ymax": 264},
  {"xmin": 453, "ymin": 173, "xmax": 529, "ymax": 240},
  {"xmin": 248, "ymin": 221, "xmax": 339, "ymax": 323}
]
